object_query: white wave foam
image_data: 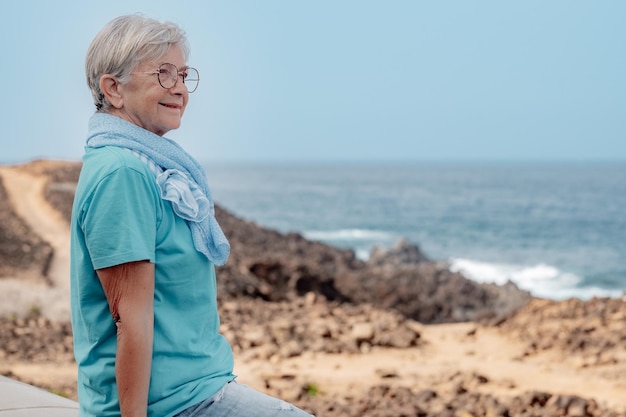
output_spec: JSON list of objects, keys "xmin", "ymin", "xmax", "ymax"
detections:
[
  {"xmin": 303, "ymin": 229, "xmax": 396, "ymax": 261},
  {"xmin": 303, "ymin": 229, "xmax": 394, "ymax": 242},
  {"xmin": 449, "ymin": 258, "xmax": 623, "ymax": 300},
  {"xmin": 355, "ymin": 248, "xmax": 372, "ymax": 261}
]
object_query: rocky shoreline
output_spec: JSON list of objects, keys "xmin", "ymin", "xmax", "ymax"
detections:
[{"xmin": 0, "ymin": 160, "xmax": 625, "ymax": 417}]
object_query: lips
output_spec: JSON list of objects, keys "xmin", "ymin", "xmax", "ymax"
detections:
[{"xmin": 160, "ymin": 103, "xmax": 182, "ymax": 110}]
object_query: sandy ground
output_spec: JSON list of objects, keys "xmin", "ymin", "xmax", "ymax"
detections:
[
  {"xmin": 4, "ymin": 323, "xmax": 626, "ymax": 411},
  {"xmin": 233, "ymin": 322, "xmax": 626, "ymax": 410},
  {"xmin": 1, "ymin": 163, "xmax": 625, "ymax": 413}
]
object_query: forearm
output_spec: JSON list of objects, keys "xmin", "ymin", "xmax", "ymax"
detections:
[
  {"xmin": 97, "ymin": 261, "xmax": 155, "ymax": 417},
  {"xmin": 116, "ymin": 313, "xmax": 154, "ymax": 417}
]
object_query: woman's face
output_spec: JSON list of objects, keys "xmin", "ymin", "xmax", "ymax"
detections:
[{"xmin": 115, "ymin": 45, "xmax": 189, "ymax": 136}]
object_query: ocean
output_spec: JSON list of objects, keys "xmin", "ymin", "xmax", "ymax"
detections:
[{"xmin": 204, "ymin": 161, "xmax": 626, "ymax": 300}]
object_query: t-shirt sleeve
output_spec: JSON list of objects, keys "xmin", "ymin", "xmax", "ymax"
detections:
[{"xmin": 81, "ymin": 166, "xmax": 158, "ymax": 270}]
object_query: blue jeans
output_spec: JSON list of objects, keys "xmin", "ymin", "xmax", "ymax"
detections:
[{"xmin": 175, "ymin": 380, "xmax": 315, "ymax": 417}]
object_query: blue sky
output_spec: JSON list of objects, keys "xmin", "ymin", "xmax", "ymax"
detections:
[{"xmin": 2, "ymin": 1, "xmax": 625, "ymax": 163}]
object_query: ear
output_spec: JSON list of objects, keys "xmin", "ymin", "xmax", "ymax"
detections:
[{"xmin": 99, "ymin": 75, "xmax": 124, "ymax": 109}]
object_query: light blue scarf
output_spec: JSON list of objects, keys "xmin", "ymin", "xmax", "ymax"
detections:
[{"xmin": 86, "ymin": 112, "xmax": 230, "ymax": 266}]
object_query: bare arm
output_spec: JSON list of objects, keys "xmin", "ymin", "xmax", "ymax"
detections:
[{"xmin": 97, "ymin": 260, "xmax": 155, "ymax": 417}]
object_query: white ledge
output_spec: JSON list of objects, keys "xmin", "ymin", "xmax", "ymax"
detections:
[{"xmin": 0, "ymin": 376, "xmax": 78, "ymax": 416}]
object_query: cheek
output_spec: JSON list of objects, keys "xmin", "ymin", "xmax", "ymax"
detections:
[{"xmin": 181, "ymin": 100, "xmax": 189, "ymax": 116}]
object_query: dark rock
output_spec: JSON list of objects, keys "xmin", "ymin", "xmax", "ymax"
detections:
[
  {"xmin": 493, "ymin": 297, "xmax": 626, "ymax": 365},
  {"xmin": 546, "ymin": 394, "xmax": 594, "ymax": 417},
  {"xmin": 520, "ymin": 391, "xmax": 552, "ymax": 407},
  {"xmin": 368, "ymin": 238, "xmax": 429, "ymax": 267}
]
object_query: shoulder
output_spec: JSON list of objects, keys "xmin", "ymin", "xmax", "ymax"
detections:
[
  {"xmin": 82, "ymin": 146, "xmax": 151, "ymax": 177},
  {"xmin": 75, "ymin": 146, "xmax": 158, "ymax": 205}
]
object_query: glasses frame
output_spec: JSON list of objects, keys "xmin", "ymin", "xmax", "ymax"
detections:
[{"xmin": 136, "ymin": 63, "xmax": 200, "ymax": 93}]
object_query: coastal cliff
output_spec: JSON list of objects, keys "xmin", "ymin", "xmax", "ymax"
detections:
[
  {"xmin": 0, "ymin": 160, "xmax": 625, "ymax": 417},
  {"xmin": 0, "ymin": 159, "xmax": 530, "ymax": 323}
]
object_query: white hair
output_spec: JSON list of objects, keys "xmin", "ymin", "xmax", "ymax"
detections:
[{"xmin": 85, "ymin": 14, "xmax": 190, "ymax": 111}]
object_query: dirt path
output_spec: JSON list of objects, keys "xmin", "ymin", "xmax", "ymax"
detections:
[{"xmin": 0, "ymin": 166, "xmax": 70, "ymax": 290}]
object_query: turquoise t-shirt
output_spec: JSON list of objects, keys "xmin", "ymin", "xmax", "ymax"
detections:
[{"xmin": 70, "ymin": 146, "xmax": 235, "ymax": 417}]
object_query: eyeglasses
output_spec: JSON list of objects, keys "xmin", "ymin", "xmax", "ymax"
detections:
[{"xmin": 137, "ymin": 63, "xmax": 200, "ymax": 93}]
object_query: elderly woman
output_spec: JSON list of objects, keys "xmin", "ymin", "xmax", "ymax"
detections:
[{"xmin": 71, "ymin": 14, "xmax": 313, "ymax": 417}]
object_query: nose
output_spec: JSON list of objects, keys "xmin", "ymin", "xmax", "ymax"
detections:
[{"xmin": 170, "ymin": 74, "xmax": 188, "ymax": 95}]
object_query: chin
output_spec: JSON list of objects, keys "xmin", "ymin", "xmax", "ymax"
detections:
[{"xmin": 158, "ymin": 123, "xmax": 181, "ymax": 136}]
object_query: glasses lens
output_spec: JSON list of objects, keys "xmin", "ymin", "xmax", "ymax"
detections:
[
  {"xmin": 184, "ymin": 68, "xmax": 199, "ymax": 93},
  {"xmin": 158, "ymin": 63, "xmax": 178, "ymax": 89}
]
